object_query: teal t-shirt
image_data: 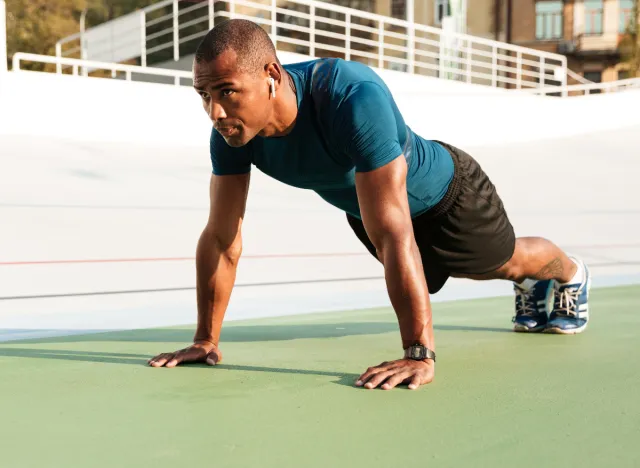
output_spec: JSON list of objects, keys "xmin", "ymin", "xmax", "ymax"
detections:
[{"xmin": 210, "ymin": 58, "xmax": 454, "ymax": 219}]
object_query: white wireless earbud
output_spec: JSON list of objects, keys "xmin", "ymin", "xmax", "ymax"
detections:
[{"xmin": 268, "ymin": 77, "xmax": 276, "ymax": 98}]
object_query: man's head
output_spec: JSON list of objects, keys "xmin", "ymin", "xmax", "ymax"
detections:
[{"xmin": 193, "ymin": 19, "xmax": 282, "ymax": 147}]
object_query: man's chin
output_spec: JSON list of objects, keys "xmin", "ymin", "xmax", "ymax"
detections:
[{"xmin": 224, "ymin": 132, "xmax": 252, "ymax": 148}]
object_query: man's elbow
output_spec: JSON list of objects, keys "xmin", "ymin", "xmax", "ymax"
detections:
[{"xmin": 375, "ymin": 227, "xmax": 416, "ymax": 263}]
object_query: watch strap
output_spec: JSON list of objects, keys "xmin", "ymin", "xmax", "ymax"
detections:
[{"xmin": 404, "ymin": 344, "xmax": 436, "ymax": 362}]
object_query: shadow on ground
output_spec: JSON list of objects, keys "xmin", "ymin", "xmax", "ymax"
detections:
[
  {"xmin": 0, "ymin": 346, "xmax": 363, "ymax": 387},
  {"xmin": 0, "ymin": 321, "xmax": 510, "ymax": 388},
  {"xmin": 0, "ymin": 322, "xmax": 511, "ymax": 346}
]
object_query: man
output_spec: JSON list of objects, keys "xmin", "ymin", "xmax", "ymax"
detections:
[{"xmin": 148, "ymin": 19, "xmax": 591, "ymax": 390}]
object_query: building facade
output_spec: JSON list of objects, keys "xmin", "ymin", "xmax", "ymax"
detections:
[{"xmin": 502, "ymin": 0, "xmax": 638, "ymax": 83}]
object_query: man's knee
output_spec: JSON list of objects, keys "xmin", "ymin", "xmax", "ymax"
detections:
[
  {"xmin": 492, "ymin": 257, "xmax": 526, "ymax": 282},
  {"xmin": 450, "ymin": 239, "xmax": 524, "ymax": 282}
]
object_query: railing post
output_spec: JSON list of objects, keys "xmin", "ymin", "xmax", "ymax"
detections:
[
  {"xmin": 55, "ymin": 43, "xmax": 62, "ymax": 74},
  {"xmin": 0, "ymin": 0, "xmax": 6, "ymax": 74},
  {"xmin": 378, "ymin": 20, "xmax": 384, "ymax": 69},
  {"xmin": 230, "ymin": 0, "xmax": 235, "ymax": 18},
  {"xmin": 491, "ymin": 45, "xmax": 497, "ymax": 87},
  {"xmin": 466, "ymin": 39, "xmax": 471, "ymax": 83},
  {"xmin": 80, "ymin": 9, "xmax": 88, "ymax": 76},
  {"xmin": 271, "ymin": 0, "xmax": 277, "ymax": 48},
  {"xmin": 310, "ymin": 4, "xmax": 315, "ymax": 57},
  {"xmin": 439, "ymin": 33, "xmax": 444, "ymax": 78},
  {"xmin": 516, "ymin": 51, "xmax": 522, "ymax": 89},
  {"xmin": 407, "ymin": 0, "xmax": 414, "ymax": 73},
  {"xmin": 126, "ymin": 70, "xmax": 132, "ymax": 81},
  {"xmin": 345, "ymin": 13, "xmax": 351, "ymax": 61},
  {"xmin": 173, "ymin": 0, "xmax": 179, "ymax": 61},
  {"xmin": 561, "ymin": 59, "xmax": 568, "ymax": 97},
  {"xmin": 140, "ymin": 11, "xmax": 147, "ymax": 67},
  {"xmin": 208, "ymin": 0, "xmax": 214, "ymax": 30},
  {"xmin": 539, "ymin": 57, "xmax": 545, "ymax": 87}
]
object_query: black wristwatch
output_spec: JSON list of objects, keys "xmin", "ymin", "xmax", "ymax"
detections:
[{"xmin": 404, "ymin": 344, "xmax": 436, "ymax": 362}]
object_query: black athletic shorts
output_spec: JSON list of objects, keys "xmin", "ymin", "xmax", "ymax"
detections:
[{"xmin": 346, "ymin": 140, "xmax": 516, "ymax": 294}]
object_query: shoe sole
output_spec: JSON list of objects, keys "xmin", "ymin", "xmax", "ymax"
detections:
[
  {"xmin": 513, "ymin": 324, "xmax": 546, "ymax": 333},
  {"xmin": 543, "ymin": 322, "xmax": 588, "ymax": 334}
]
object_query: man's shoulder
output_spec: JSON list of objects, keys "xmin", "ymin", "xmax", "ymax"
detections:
[
  {"xmin": 305, "ymin": 58, "xmax": 386, "ymax": 95},
  {"xmin": 282, "ymin": 58, "xmax": 384, "ymax": 94}
]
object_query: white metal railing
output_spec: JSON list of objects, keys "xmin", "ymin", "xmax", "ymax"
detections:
[
  {"xmin": 519, "ymin": 78, "xmax": 640, "ymax": 96},
  {"xmin": 12, "ymin": 53, "xmax": 193, "ymax": 86},
  {"xmin": 566, "ymin": 67, "xmax": 594, "ymax": 85},
  {"xmin": 55, "ymin": 0, "xmax": 569, "ymax": 94}
]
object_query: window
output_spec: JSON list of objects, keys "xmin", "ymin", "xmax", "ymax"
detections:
[
  {"xmin": 391, "ymin": 0, "xmax": 406, "ymax": 19},
  {"xmin": 584, "ymin": 70, "xmax": 602, "ymax": 93},
  {"xmin": 536, "ymin": 1, "xmax": 563, "ymax": 40},
  {"xmin": 434, "ymin": 0, "xmax": 451, "ymax": 26},
  {"xmin": 584, "ymin": 0, "xmax": 603, "ymax": 36},
  {"xmin": 620, "ymin": 0, "xmax": 635, "ymax": 33},
  {"xmin": 618, "ymin": 70, "xmax": 631, "ymax": 80}
]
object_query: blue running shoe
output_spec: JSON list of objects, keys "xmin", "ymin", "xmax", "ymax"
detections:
[
  {"xmin": 545, "ymin": 258, "xmax": 591, "ymax": 335},
  {"xmin": 512, "ymin": 280, "xmax": 553, "ymax": 332}
]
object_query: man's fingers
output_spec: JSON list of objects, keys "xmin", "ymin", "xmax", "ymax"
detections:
[
  {"xmin": 380, "ymin": 370, "xmax": 413, "ymax": 390},
  {"xmin": 408, "ymin": 374, "xmax": 421, "ymax": 390},
  {"xmin": 149, "ymin": 354, "xmax": 171, "ymax": 367},
  {"xmin": 166, "ymin": 348, "xmax": 209, "ymax": 367},
  {"xmin": 149, "ymin": 344, "xmax": 219, "ymax": 368},
  {"xmin": 355, "ymin": 361, "xmax": 398, "ymax": 386},
  {"xmin": 205, "ymin": 351, "xmax": 220, "ymax": 366},
  {"xmin": 164, "ymin": 354, "xmax": 181, "ymax": 368},
  {"xmin": 356, "ymin": 366, "xmax": 386, "ymax": 386},
  {"xmin": 364, "ymin": 370, "xmax": 395, "ymax": 389}
]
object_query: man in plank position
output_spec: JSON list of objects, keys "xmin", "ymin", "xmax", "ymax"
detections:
[{"xmin": 148, "ymin": 19, "xmax": 591, "ymax": 390}]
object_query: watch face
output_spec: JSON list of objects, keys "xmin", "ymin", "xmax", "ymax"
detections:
[{"xmin": 412, "ymin": 346, "xmax": 423, "ymax": 359}]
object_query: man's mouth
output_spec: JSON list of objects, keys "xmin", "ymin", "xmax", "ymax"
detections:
[{"xmin": 217, "ymin": 127, "xmax": 237, "ymax": 137}]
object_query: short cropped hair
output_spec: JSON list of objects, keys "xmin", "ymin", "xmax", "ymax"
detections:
[{"xmin": 194, "ymin": 19, "xmax": 278, "ymax": 73}]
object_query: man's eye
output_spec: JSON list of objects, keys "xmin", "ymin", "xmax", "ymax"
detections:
[
  {"xmin": 222, "ymin": 89, "xmax": 235, "ymax": 97},
  {"xmin": 200, "ymin": 93, "xmax": 210, "ymax": 100}
]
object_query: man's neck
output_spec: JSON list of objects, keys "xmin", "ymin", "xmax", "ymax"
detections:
[{"xmin": 261, "ymin": 71, "xmax": 299, "ymax": 138}]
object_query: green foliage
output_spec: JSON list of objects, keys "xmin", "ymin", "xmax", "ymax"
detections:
[
  {"xmin": 6, "ymin": 0, "xmax": 86, "ymax": 70},
  {"xmin": 5, "ymin": 0, "xmax": 157, "ymax": 70},
  {"xmin": 619, "ymin": 0, "xmax": 640, "ymax": 77}
]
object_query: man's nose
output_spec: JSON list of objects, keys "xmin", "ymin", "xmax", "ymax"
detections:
[{"xmin": 209, "ymin": 102, "xmax": 227, "ymax": 122}]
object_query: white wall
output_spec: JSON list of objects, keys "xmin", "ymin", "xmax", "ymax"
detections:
[{"xmin": 2, "ymin": 51, "xmax": 640, "ymax": 150}]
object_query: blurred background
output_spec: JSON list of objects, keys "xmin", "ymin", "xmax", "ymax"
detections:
[{"xmin": 1, "ymin": 0, "xmax": 639, "ymax": 340}]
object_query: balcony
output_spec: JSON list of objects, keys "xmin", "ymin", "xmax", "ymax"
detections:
[
  {"xmin": 559, "ymin": 34, "xmax": 620, "ymax": 58},
  {"xmin": 579, "ymin": 33, "xmax": 619, "ymax": 52}
]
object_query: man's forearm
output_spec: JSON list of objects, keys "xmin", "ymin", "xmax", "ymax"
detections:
[
  {"xmin": 193, "ymin": 229, "xmax": 241, "ymax": 345},
  {"xmin": 380, "ymin": 236, "xmax": 434, "ymax": 351}
]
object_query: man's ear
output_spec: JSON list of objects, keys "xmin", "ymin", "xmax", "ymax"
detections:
[{"xmin": 265, "ymin": 62, "xmax": 283, "ymax": 85}]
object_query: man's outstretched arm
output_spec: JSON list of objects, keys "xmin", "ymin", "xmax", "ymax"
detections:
[
  {"xmin": 148, "ymin": 172, "xmax": 250, "ymax": 368},
  {"xmin": 354, "ymin": 154, "xmax": 435, "ymax": 390}
]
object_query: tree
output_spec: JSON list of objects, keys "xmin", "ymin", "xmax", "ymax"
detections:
[
  {"xmin": 5, "ymin": 0, "xmax": 156, "ymax": 71},
  {"xmin": 619, "ymin": 0, "xmax": 640, "ymax": 78},
  {"xmin": 6, "ymin": 0, "xmax": 87, "ymax": 70}
]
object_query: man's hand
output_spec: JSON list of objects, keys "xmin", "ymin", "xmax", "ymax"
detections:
[
  {"xmin": 147, "ymin": 341, "xmax": 222, "ymax": 368},
  {"xmin": 355, "ymin": 359, "xmax": 434, "ymax": 390}
]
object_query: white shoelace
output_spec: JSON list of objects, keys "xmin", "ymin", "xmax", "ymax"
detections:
[
  {"xmin": 515, "ymin": 288, "xmax": 537, "ymax": 316},
  {"xmin": 554, "ymin": 287, "xmax": 580, "ymax": 318}
]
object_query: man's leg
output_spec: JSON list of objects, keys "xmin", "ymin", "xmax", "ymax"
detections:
[
  {"xmin": 452, "ymin": 237, "xmax": 590, "ymax": 334},
  {"xmin": 451, "ymin": 236, "xmax": 576, "ymax": 284},
  {"xmin": 424, "ymin": 140, "xmax": 590, "ymax": 335}
]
